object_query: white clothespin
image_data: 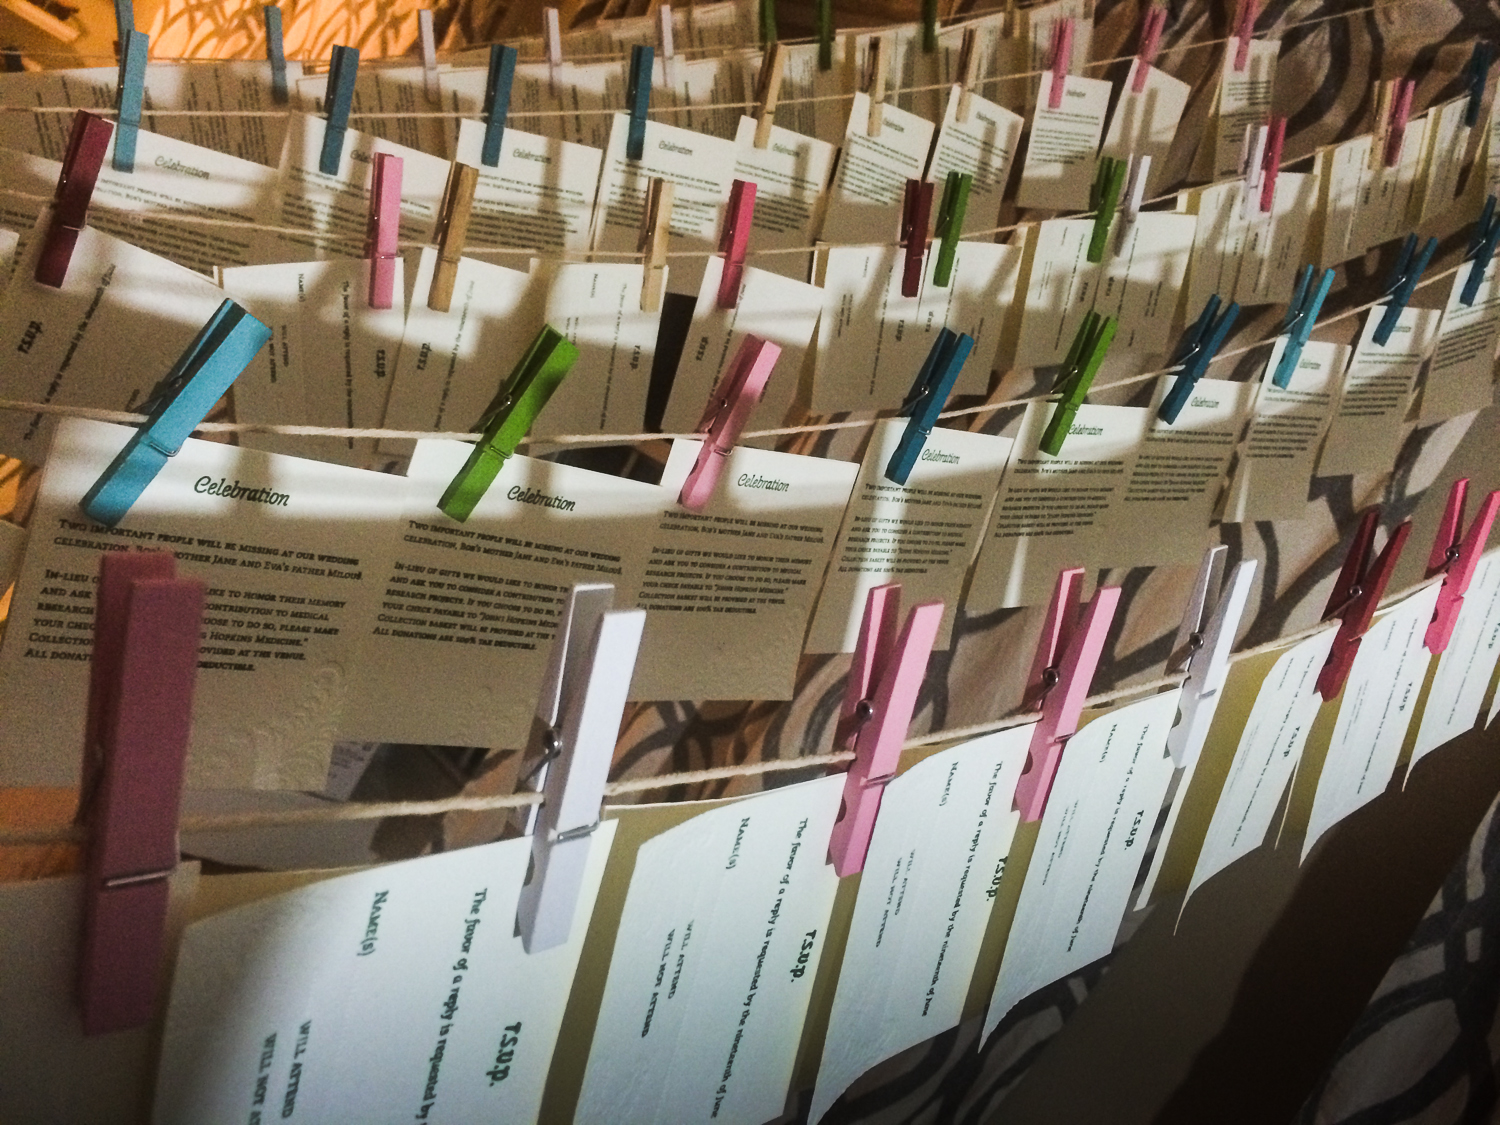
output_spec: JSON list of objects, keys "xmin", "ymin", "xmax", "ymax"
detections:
[
  {"xmin": 515, "ymin": 583, "xmax": 645, "ymax": 953},
  {"xmin": 658, "ymin": 3, "xmax": 677, "ymax": 86},
  {"xmin": 544, "ymin": 7, "xmax": 563, "ymax": 93},
  {"xmin": 1239, "ymin": 122, "xmax": 1268, "ymax": 219},
  {"xmin": 417, "ymin": 9, "xmax": 439, "ymax": 103},
  {"xmin": 1113, "ymin": 153, "xmax": 1150, "ymax": 255}
]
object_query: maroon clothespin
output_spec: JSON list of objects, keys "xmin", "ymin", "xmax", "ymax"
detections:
[
  {"xmin": 827, "ymin": 584, "xmax": 943, "ymax": 876},
  {"xmin": 1047, "ymin": 17, "xmax": 1074, "ymax": 110},
  {"xmin": 1232, "ymin": 0, "xmax": 1257, "ymax": 71},
  {"xmin": 1316, "ymin": 508, "xmax": 1412, "ymax": 700},
  {"xmin": 900, "ymin": 178, "xmax": 934, "ymax": 299},
  {"xmin": 77, "ymin": 551, "xmax": 204, "ymax": 1036},
  {"xmin": 1424, "ymin": 479, "xmax": 1500, "ymax": 654},
  {"xmin": 1258, "ymin": 115, "xmax": 1286, "ymax": 213},
  {"xmin": 365, "ymin": 152, "xmax": 403, "ymax": 309},
  {"xmin": 1013, "ymin": 567, "xmax": 1121, "ymax": 822},
  {"xmin": 716, "ymin": 179, "xmax": 756, "ymax": 310},
  {"xmin": 1132, "ymin": 6, "xmax": 1167, "ymax": 93},
  {"xmin": 34, "ymin": 110, "xmax": 114, "ymax": 289},
  {"xmin": 1383, "ymin": 78, "xmax": 1415, "ymax": 168}
]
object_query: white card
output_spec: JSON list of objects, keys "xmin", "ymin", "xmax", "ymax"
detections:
[
  {"xmin": 1421, "ymin": 266, "xmax": 1500, "ymax": 422},
  {"xmin": 1183, "ymin": 181, "xmax": 1251, "ymax": 319},
  {"xmin": 1015, "ymin": 73, "xmax": 1112, "ymax": 212},
  {"xmin": 1210, "ymin": 40, "xmax": 1279, "ymax": 179},
  {"xmin": 928, "ymin": 86, "xmax": 1025, "ymax": 238},
  {"xmin": 1236, "ymin": 171, "xmax": 1319, "ymax": 306},
  {"xmin": 731, "ymin": 115, "xmax": 837, "ymax": 281},
  {"xmin": 1100, "ymin": 62, "xmax": 1189, "ymax": 196},
  {"xmin": 818, "ymin": 92, "xmax": 937, "ymax": 246},
  {"xmin": 1012, "ymin": 218, "xmax": 1099, "ymax": 369},
  {"xmin": 1317, "ymin": 136, "xmax": 1372, "ymax": 268},
  {"xmin": 1348, "ymin": 115, "xmax": 1431, "ymax": 256},
  {"xmin": 1411, "ymin": 551, "xmax": 1500, "ymax": 769},
  {"xmin": 1417, "ymin": 98, "xmax": 1471, "ymax": 223},
  {"xmin": 1093, "ymin": 211, "xmax": 1197, "ymax": 355}
]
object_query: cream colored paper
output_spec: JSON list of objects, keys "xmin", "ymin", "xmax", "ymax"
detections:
[
  {"xmin": 1100, "ymin": 62, "xmax": 1189, "ymax": 196},
  {"xmin": 1015, "ymin": 73, "xmax": 1111, "ymax": 212},
  {"xmin": 1421, "ymin": 266, "xmax": 1500, "ymax": 422},
  {"xmin": 730, "ymin": 115, "xmax": 836, "ymax": 281},
  {"xmin": 1411, "ymin": 551, "xmax": 1500, "ymax": 769},
  {"xmin": 928, "ymin": 86, "xmax": 1025, "ymax": 237},
  {"xmin": 818, "ymin": 93, "xmax": 937, "ymax": 246},
  {"xmin": 1210, "ymin": 39, "xmax": 1279, "ymax": 179},
  {"xmin": 298, "ymin": 65, "xmax": 450, "ymax": 158},
  {"xmin": 1318, "ymin": 306, "xmax": 1439, "ymax": 477}
]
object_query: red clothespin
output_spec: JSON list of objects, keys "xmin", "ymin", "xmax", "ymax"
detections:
[
  {"xmin": 77, "ymin": 551, "xmax": 204, "ymax": 1035},
  {"xmin": 1047, "ymin": 17, "xmax": 1073, "ymax": 110},
  {"xmin": 1259, "ymin": 115, "xmax": 1285, "ymax": 213},
  {"xmin": 35, "ymin": 110, "xmax": 114, "ymax": 289},
  {"xmin": 1232, "ymin": 0, "xmax": 1257, "ymax": 71},
  {"xmin": 716, "ymin": 179, "xmax": 756, "ymax": 309},
  {"xmin": 1383, "ymin": 78, "xmax": 1415, "ymax": 168},
  {"xmin": 900, "ymin": 178, "xmax": 933, "ymax": 299},
  {"xmin": 1013, "ymin": 567, "xmax": 1121, "ymax": 822},
  {"xmin": 678, "ymin": 334, "xmax": 781, "ymax": 511},
  {"xmin": 366, "ymin": 152, "xmax": 403, "ymax": 310},
  {"xmin": 827, "ymin": 584, "xmax": 943, "ymax": 876},
  {"xmin": 1424, "ymin": 479, "xmax": 1500, "ymax": 654},
  {"xmin": 1316, "ymin": 508, "xmax": 1412, "ymax": 700},
  {"xmin": 1132, "ymin": 6, "xmax": 1167, "ymax": 93}
]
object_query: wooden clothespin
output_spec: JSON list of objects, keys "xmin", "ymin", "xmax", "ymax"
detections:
[
  {"xmin": 1014, "ymin": 567, "xmax": 1121, "ymax": 821},
  {"xmin": 1372, "ymin": 232, "xmax": 1438, "ymax": 345},
  {"xmin": 1316, "ymin": 507, "xmax": 1413, "ymax": 700},
  {"xmin": 752, "ymin": 41, "xmax": 786, "ymax": 148},
  {"xmin": 1270, "ymin": 264, "xmax": 1335, "ymax": 388},
  {"xmin": 1232, "ymin": 0, "xmax": 1257, "ymax": 72},
  {"xmin": 1132, "ymin": 6, "xmax": 1167, "ymax": 93},
  {"xmin": 417, "ymin": 10, "xmax": 439, "ymax": 103},
  {"xmin": 885, "ymin": 328, "xmax": 972, "ymax": 485},
  {"xmin": 1086, "ymin": 156, "xmax": 1127, "ymax": 262},
  {"xmin": 716, "ymin": 179, "xmax": 756, "ymax": 308},
  {"xmin": 626, "ymin": 45, "xmax": 653, "ymax": 161},
  {"xmin": 543, "ymin": 7, "xmax": 563, "ymax": 93},
  {"xmin": 1424, "ymin": 479, "xmax": 1500, "ymax": 653},
  {"xmin": 113, "ymin": 29, "xmax": 147, "ymax": 173},
  {"xmin": 866, "ymin": 35, "xmax": 888, "ymax": 137},
  {"xmin": 1461, "ymin": 195, "xmax": 1500, "ymax": 306},
  {"xmin": 262, "ymin": 5, "xmax": 288, "ymax": 105},
  {"xmin": 428, "ymin": 161, "xmax": 477, "ymax": 312},
  {"xmin": 638, "ymin": 177, "xmax": 673, "ymax": 313},
  {"xmin": 1046, "ymin": 17, "xmax": 1073, "ymax": 110},
  {"xmin": 1159, "ymin": 293, "xmax": 1239, "ymax": 424},
  {"xmin": 515, "ymin": 583, "xmax": 645, "ymax": 952},
  {"xmin": 678, "ymin": 334, "xmax": 781, "ymax": 510},
  {"xmin": 481, "ymin": 43, "xmax": 518, "ymax": 167},
  {"xmin": 35, "ymin": 111, "xmax": 113, "ymax": 288},
  {"xmin": 900, "ymin": 178, "xmax": 934, "ymax": 298},
  {"xmin": 438, "ymin": 325, "xmax": 579, "ymax": 521},
  {"xmin": 1464, "ymin": 41, "xmax": 1493, "ymax": 128},
  {"xmin": 827, "ymin": 583, "xmax": 944, "ymax": 875},
  {"xmin": 319, "ymin": 44, "xmax": 359, "ymax": 175},
  {"xmin": 365, "ymin": 152, "xmax": 402, "ymax": 310},
  {"xmin": 1257, "ymin": 115, "xmax": 1285, "ymax": 213},
  {"xmin": 1165, "ymin": 547, "xmax": 1258, "ymax": 768},
  {"xmin": 955, "ymin": 27, "xmax": 980, "ymax": 123},
  {"xmin": 1040, "ymin": 311, "xmax": 1117, "ymax": 455},
  {"xmin": 1113, "ymin": 153, "xmax": 1151, "ymax": 254},
  {"xmin": 77, "ymin": 550, "xmax": 204, "ymax": 1035},
  {"xmin": 930, "ymin": 170, "xmax": 971, "ymax": 286}
]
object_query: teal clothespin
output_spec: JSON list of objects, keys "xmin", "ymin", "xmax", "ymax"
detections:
[
  {"xmin": 113, "ymin": 0, "xmax": 133, "ymax": 44},
  {"xmin": 1461, "ymin": 194, "xmax": 1500, "ymax": 306},
  {"xmin": 817, "ymin": 0, "xmax": 833, "ymax": 70},
  {"xmin": 921, "ymin": 0, "xmax": 937, "ymax": 52},
  {"xmin": 319, "ymin": 45, "xmax": 359, "ymax": 175},
  {"xmin": 1158, "ymin": 295, "xmax": 1239, "ymax": 424},
  {"xmin": 1372, "ymin": 233, "xmax": 1437, "ymax": 346},
  {"xmin": 1040, "ymin": 312, "xmax": 1117, "ymax": 456},
  {"xmin": 885, "ymin": 328, "xmax": 974, "ymax": 484},
  {"xmin": 113, "ymin": 30, "xmax": 147, "ymax": 173},
  {"xmin": 626, "ymin": 45, "xmax": 653, "ymax": 161},
  {"xmin": 930, "ymin": 171, "xmax": 972, "ymax": 288},
  {"xmin": 438, "ymin": 325, "xmax": 581, "ymax": 522},
  {"xmin": 1086, "ymin": 157, "xmax": 1127, "ymax": 263},
  {"xmin": 81, "ymin": 301, "xmax": 270, "ymax": 527},
  {"xmin": 263, "ymin": 6, "xmax": 288, "ymax": 105},
  {"xmin": 481, "ymin": 43, "xmax": 518, "ymax": 167},
  {"xmin": 760, "ymin": 0, "xmax": 777, "ymax": 46},
  {"xmin": 1270, "ymin": 264, "xmax": 1335, "ymax": 388},
  {"xmin": 1465, "ymin": 42, "xmax": 1494, "ymax": 128}
]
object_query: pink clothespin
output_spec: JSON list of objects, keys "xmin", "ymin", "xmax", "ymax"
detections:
[
  {"xmin": 1259, "ymin": 115, "xmax": 1285, "ymax": 213},
  {"xmin": 716, "ymin": 179, "xmax": 756, "ymax": 309},
  {"xmin": 1316, "ymin": 507, "xmax": 1412, "ymax": 700},
  {"xmin": 35, "ymin": 110, "xmax": 114, "ymax": 289},
  {"xmin": 827, "ymin": 584, "xmax": 943, "ymax": 876},
  {"xmin": 1047, "ymin": 18, "xmax": 1073, "ymax": 110},
  {"xmin": 900, "ymin": 178, "xmax": 933, "ymax": 299},
  {"xmin": 1013, "ymin": 567, "xmax": 1121, "ymax": 822},
  {"xmin": 1232, "ymin": 0, "xmax": 1257, "ymax": 71},
  {"xmin": 365, "ymin": 152, "xmax": 403, "ymax": 310},
  {"xmin": 1384, "ymin": 78, "xmax": 1415, "ymax": 167},
  {"xmin": 1424, "ymin": 478, "xmax": 1500, "ymax": 654},
  {"xmin": 678, "ymin": 334, "xmax": 781, "ymax": 511},
  {"xmin": 77, "ymin": 551, "xmax": 204, "ymax": 1035},
  {"xmin": 1132, "ymin": 6, "xmax": 1167, "ymax": 93}
]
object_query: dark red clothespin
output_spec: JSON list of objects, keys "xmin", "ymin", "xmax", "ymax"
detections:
[
  {"xmin": 1383, "ymin": 78, "xmax": 1415, "ymax": 168},
  {"xmin": 900, "ymin": 178, "xmax": 933, "ymax": 299},
  {"xmin": 1047, "ymin": 17, "xmax": 1073, "ymax": 109},
  {"xmin": 77, "ymin": 551, "xmax": 204, "ymax": 1035},
  {"xmin": 1232, "ymin": 0, "xmax": 1257, "ymax": 71},
  {"xmin": 1132, "ymin": 6, "xmax": 1167, "ymax": 93},
  {"xmin": 1424, "ymin": 479, "xmax": 1500, "ymax": 654},
  {"xmin": 716, "ymin": 179, "xmax": 756, "ymax": 309},
  {"xmin": 1014, "ymin": 567, "xmax": 1121, "ymax": 822},
  {"xmin": 35, "ymin": 111, "xmax": 114, "ymax": 289},
  {"xmin": 1258, "ymin": 115, "xmax": 1285, "ymax": 213},
  {"xmin": 366, "ymin": 152, "xmax": 403, "ymax": 310},
  {"xmin": 1316, "ymin": 508, "xmax": 1412, "ymax": 700},
  {"xmin": 827, "ymin": 584, "xmax": 943, "ymax": 876}
]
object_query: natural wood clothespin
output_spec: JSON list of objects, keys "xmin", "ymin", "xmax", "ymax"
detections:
[
  {"xmin": 639, "ymin": 177, "xmax": 673, "ymax": 312},
  {"xmin": 866, "ymin": 36, "xmax": 888, "ymax": 136},
  {"xmin": 754, "ymin": 41, "xmax": 786, "ymax": 147},
  {"xmin": 429, "ymin": 161, "xmax": 478, "ymax": 312},
  {"xmin": 955, "ymin": 27, "xmax": 979, "ymax": 123}
]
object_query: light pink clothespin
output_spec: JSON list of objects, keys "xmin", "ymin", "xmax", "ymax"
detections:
[
  {"xmin": 1013, "ymin": 567, "xmax": 1121, "ymax": 822},
  {"xmin": 1132, "ymin": 6, "xmax": 1167, "ymax": 93},
  {"xmin": 365, "ymin": 152, "xmax": 403, "ymax": 310},
  {"xmin": 1425, "ymin": 478, "xmax": 1500, "ymax": 653},
  {"xmin": 1239, "ymin": 121, "xmax": 1268, "ymax": 217},
  {"xmin": 77, "ymin": 551, "xmax": 204, "ymax": 1036},
  {"xmin": 716, "ymin": 179, "xmax": 756, "ymax": 309},
  {"xmin": 1047, "ymin": 18, "xmax": 1073, "ymax": 110},
  {"xmin": 544, "ymin": 7, "xmax": 563, "ymax": 92},
  {"xmin": 1384, "ymin": 78, "xmax": 1415, "ymax": 167},
  {"xmin": 1232, "ymin": 0, "xmax": 1257, "ymax": 71},
  {"xmin": 827, "ymin": 584, "xmax": 944, "ymax": 876},
  {"xmin": 678, "ymin": 334, "xmax": 781, "ymax": 511},
  {"xmin": 1316, "ymin": 507, "xmax": 1412, "ymax": 700},
  {"xmin": 1259, "ymin": 115, "xmax": 1285, "ymax": 213}
]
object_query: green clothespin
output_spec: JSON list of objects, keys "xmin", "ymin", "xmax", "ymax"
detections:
[
  {"xmin": 1086, "ymin": 158, "xmax": 1127, "ymax": 263},
  {"xmin": 437, "ymin": 325, "xmax": 580, "ymax": 522},
  {"xmin": 922, "ymin": 0, "xmax": 937, "ymax": 51},
  {"xmin": 760, "ymin": 0, "xmax": 776, "ymax": 46},
  {"xmin": 1039, "ymin": 312, "xmax": 1117, "ymax": 455},
  {"xmin": 817, "ymin": 0, "xmax": 833, "ymax": 70},
  {"xmin": 931, "ymin": 170, "xmax": 972, "ymax": 288}
]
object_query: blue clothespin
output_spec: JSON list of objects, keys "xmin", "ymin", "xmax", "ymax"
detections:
[
  {"xmin": 481, "ymin": 43, "xmax": 518, "ymax": 168},
  {"xmin": 1465, "ymin": 42, "xmax": 1494, "ymax": 128},
  {"xmin": 1461, "ymin": 195, "xmax": 1500, "ymax": 306},
  {"xmin": 1372, "ymin": 233, "xmax": 1437, "ymax": 346},
  {"xmin": 319, "ymin": 45, "xmax": 359, "ymax": 176},
  {"xmin": 626, "ymin": 45, "xmax": 653, "ymax": 160},
  {"xmin": 81, "ymin": 301, "xmax": 270, "ymax": 528},
  {"xmin": 885, "ymin": 328, "xmax": 973, "ymax": 485},
  {"xmin": 1271, "ymin": 265, "xmax": 1335, "ymax": 388},
  {"xmin": 1159, "ymin": 294, "xmax": 1240, "ymax": 424},
  {"xmin": 263, "ymin": 6, "xmax": 288, "ymax": 105},
  {"xmin": 113, "ymin": 30, "xmax": 147, "ymax": 173}
]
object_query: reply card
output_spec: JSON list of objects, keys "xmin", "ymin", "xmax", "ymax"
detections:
[
  {"xmin": 817, "ymin": 93, "xmax": 937, "ymax": 246},
  {"xmin": 1420, "ymin": 265, "xmax": 1500, "ymax": 422},
  {"xmin": 928, "ymin": 87, "xmax": 1024, "ymax": 237},
  {"xmin": 1014, "ymin": 73, "xmax": 1111, "ymax": 212}
]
